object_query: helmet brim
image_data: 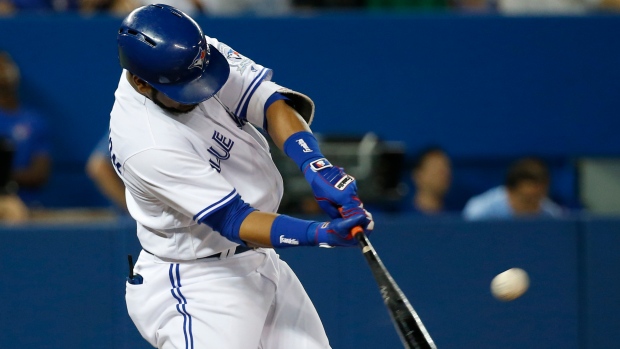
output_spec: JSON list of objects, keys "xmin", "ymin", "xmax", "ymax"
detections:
[{"xmin": 150, "ymin": 44, "xmax": 230, "ymax": 105}]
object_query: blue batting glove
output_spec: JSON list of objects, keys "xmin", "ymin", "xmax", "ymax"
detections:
[
  {"xmin": 310, "ymin": 213, "xmax": 370, "ymax": 247},
  {"xmin": 339, "ymin": 201, "xmax": 375, "ymax": 238},
  {"xmin": 303, "ymin": 159, "xmax": 360, "ymax": 219}
]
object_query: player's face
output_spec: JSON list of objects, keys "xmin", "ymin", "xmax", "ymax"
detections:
[{"xmin": 150, "ymin": 89, "xmax": 198, "ymax": 114}]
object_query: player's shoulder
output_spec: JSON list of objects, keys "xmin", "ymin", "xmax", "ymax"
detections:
[
  {"xmin": 206, "ymin": 36, "xmax": 244, "ymax": 63},
  {"xmin": 109, "ymin": 72, "xmax": 184, "ymax": 159},
  {"xmin": 206, "ymin": 36, "xmax": 268, "ymax": 78}
]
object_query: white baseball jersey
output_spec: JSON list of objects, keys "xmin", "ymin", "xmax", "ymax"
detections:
[
  {"xmin": 109, "ymin": 36, "xmax": 288, "ymax": 260},
  {"xmin": 117, "ymin": 36, "xmax": 330, "ymax": 349}
]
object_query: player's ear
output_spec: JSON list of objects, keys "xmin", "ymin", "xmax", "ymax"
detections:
[{"xmin": 130, "ymin": 73, "xmax": 152, "ymax": 95}]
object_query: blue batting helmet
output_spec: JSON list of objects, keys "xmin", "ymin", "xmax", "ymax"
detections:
[{"xmin": 117, "ymin": 4, "xmax": 229, "ymax": 104}]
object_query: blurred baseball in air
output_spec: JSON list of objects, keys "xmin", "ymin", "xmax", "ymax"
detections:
[{"xmin": 490, "ymin": 268, "xmax": 529, "ymax": 301}]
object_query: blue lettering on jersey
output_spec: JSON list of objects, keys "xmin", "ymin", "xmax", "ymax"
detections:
[
  {"xmin": 208, "ymin": 131, "xmax": 234, "ymax": 173},
  {"xmin": 109, "ymin": 137, "xmax": 122, "ymax": 176}
]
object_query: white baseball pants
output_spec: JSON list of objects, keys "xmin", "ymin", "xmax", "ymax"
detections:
[{"xmin": 126, "ymin": 248, "xmax": 331, "ymax": 349}]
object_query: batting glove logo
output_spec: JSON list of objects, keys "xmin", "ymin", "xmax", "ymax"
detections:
[
  {"xmin": 309, "ymin": 158, "xmax": 333, "ymax": 172},
  {"xmin": 335, "ymin": 175, "xmax": 354, "ymax": 190}
]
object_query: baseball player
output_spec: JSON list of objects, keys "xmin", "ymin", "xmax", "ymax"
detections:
[{"xmin": 110, "ymin": 4, "xmax": 374, "ymax": 349}]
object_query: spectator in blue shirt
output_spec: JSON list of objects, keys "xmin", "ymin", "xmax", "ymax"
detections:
[
  {"xmin": 463, "ymin": 157, "xmax": 563, "ymax": 220},
  {"xmin": 0, "ymin": 51, "xmax": 52, "ymax": 206}
]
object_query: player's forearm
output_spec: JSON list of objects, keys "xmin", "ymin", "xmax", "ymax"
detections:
[
  {"xmin": 265, "ymin": 99, "xmax": 311, "ymax": 151},
  {"xmin": 239, "ymin": 211, "xmax": 277, "ymax": 247},
  {"xmin": 239, "ymin": 211, "xmax": 316, "ymax": 248},
  {"xmin": 205, "ymin": 196, "xmax": 361, "ymax": 249},
  {"xmin": 239, "ymin": 210, "xmax": 366, "ymax": 249},
  {"xmin": 267, "ymin": 101, "xmax": 362, "ymax": 220}
]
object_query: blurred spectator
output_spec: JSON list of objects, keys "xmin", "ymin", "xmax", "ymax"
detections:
[
  {"xmin": 139, "ymin": 0, "xmax": 291, "ymax": 15},
  {"xmin": 86, "ymin": 132, "xmax": 127, "ymax": 213},
  {"xmin": 0, "ymin": 194, "xmax": 28, "ymax": 223},
  {"xmin": 449, "ymin": 0, "xmax": 620, "ymax": 13},
  {"xmin": 452, "ymin": 0, "xmax": 489, "ymax": 11},
  {"xmin": 48, "ymin": 0, "xmax": 139, "ymax": 15},
  {"xmin": 0, "ymin": 0, "xmax": 53, "ymax": 15},
  {"xmin": 463, "ymin": 157, "xmax": 563, "ymax": 220},
  {"xmin": 0, "ymin": 51, "xmax": 52, "ymax": 207},
  {"xmin": 293, "ymin": 0, "xmax": 362, "ymax": 9},
  {"xmin": 410, "ymin": 145, "xmax": 453, "ymax": 215},
  {"xmin": 0, "ymin": 136, "xmax": 28, "ymax": 223},
  {"xmin": 366, "ymin": 0, "xmax": 450, "ymax": 10},
  {"xmin": 77, "ymin": 0, "xmax": 139, "ymax": 15},
  {"xmin": 137, "ymin": 0, "xmax": 203, "ymax": 15},
  {"xmin": 489, "ymin": 0, "xmax": 620, "ymax": 14}
]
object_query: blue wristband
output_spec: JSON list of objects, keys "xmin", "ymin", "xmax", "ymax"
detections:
[
  {"xmin": 283, "ymin": 131, "xmax": 324, "ymax": 171},
  {"xmin": 270, "ymin": 214, "xmax": 319, "ymax": 248}
]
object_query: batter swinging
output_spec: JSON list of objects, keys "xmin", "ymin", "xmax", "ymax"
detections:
[{"xmin": 110, "ymin": 4, "xmax": 374, "ymax": 349}]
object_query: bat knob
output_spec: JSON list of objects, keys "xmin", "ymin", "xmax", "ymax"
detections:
[{"xmin": 351, "ymin": 226, "xmax": 364, "ymax": 237}]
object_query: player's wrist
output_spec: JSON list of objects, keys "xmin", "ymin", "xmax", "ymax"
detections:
[
  {"xmin": 270, "ymin": 214, "xmax": 319, "ymax": 248},
  {"xmin": 283, "ymin": 131, "xmax": 324, "ymax": 171}
]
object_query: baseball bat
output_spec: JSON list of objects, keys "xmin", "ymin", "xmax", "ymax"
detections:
[{"xmin": 352, "ymin": 226, "xmax": 437, "ymax": 349}]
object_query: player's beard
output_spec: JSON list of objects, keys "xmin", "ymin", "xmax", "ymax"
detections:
[{"xmin": 150, "ymin": 89, "xmax": 198, "ymax": 115}]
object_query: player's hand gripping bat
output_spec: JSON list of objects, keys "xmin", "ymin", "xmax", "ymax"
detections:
[{"xmin": 349, "ymin": 223, "xmax": 437, "ymax": 349}]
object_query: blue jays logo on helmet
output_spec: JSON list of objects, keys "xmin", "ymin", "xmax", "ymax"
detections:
[{"xmin": 189, "ymin": 44, "xmax": 209, "ymax": 70}]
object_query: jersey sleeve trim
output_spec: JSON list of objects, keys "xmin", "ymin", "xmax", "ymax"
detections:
[
  {"xmin": 192, "ymin": 188, "xmax": 238, "ymax": 222},
  {"xmin": 235, "ymin": 68, "xmax": 271, "ymax": 119}
]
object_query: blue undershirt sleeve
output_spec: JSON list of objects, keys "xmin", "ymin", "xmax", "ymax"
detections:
[{"xmin": 198, "ymin": 194, "xmax": 256, "ymax": 246}]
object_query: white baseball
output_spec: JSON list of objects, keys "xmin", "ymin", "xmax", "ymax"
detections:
[{"xmin": 490, "ymin": 268, "xmax": 530, "ymax": 301}]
